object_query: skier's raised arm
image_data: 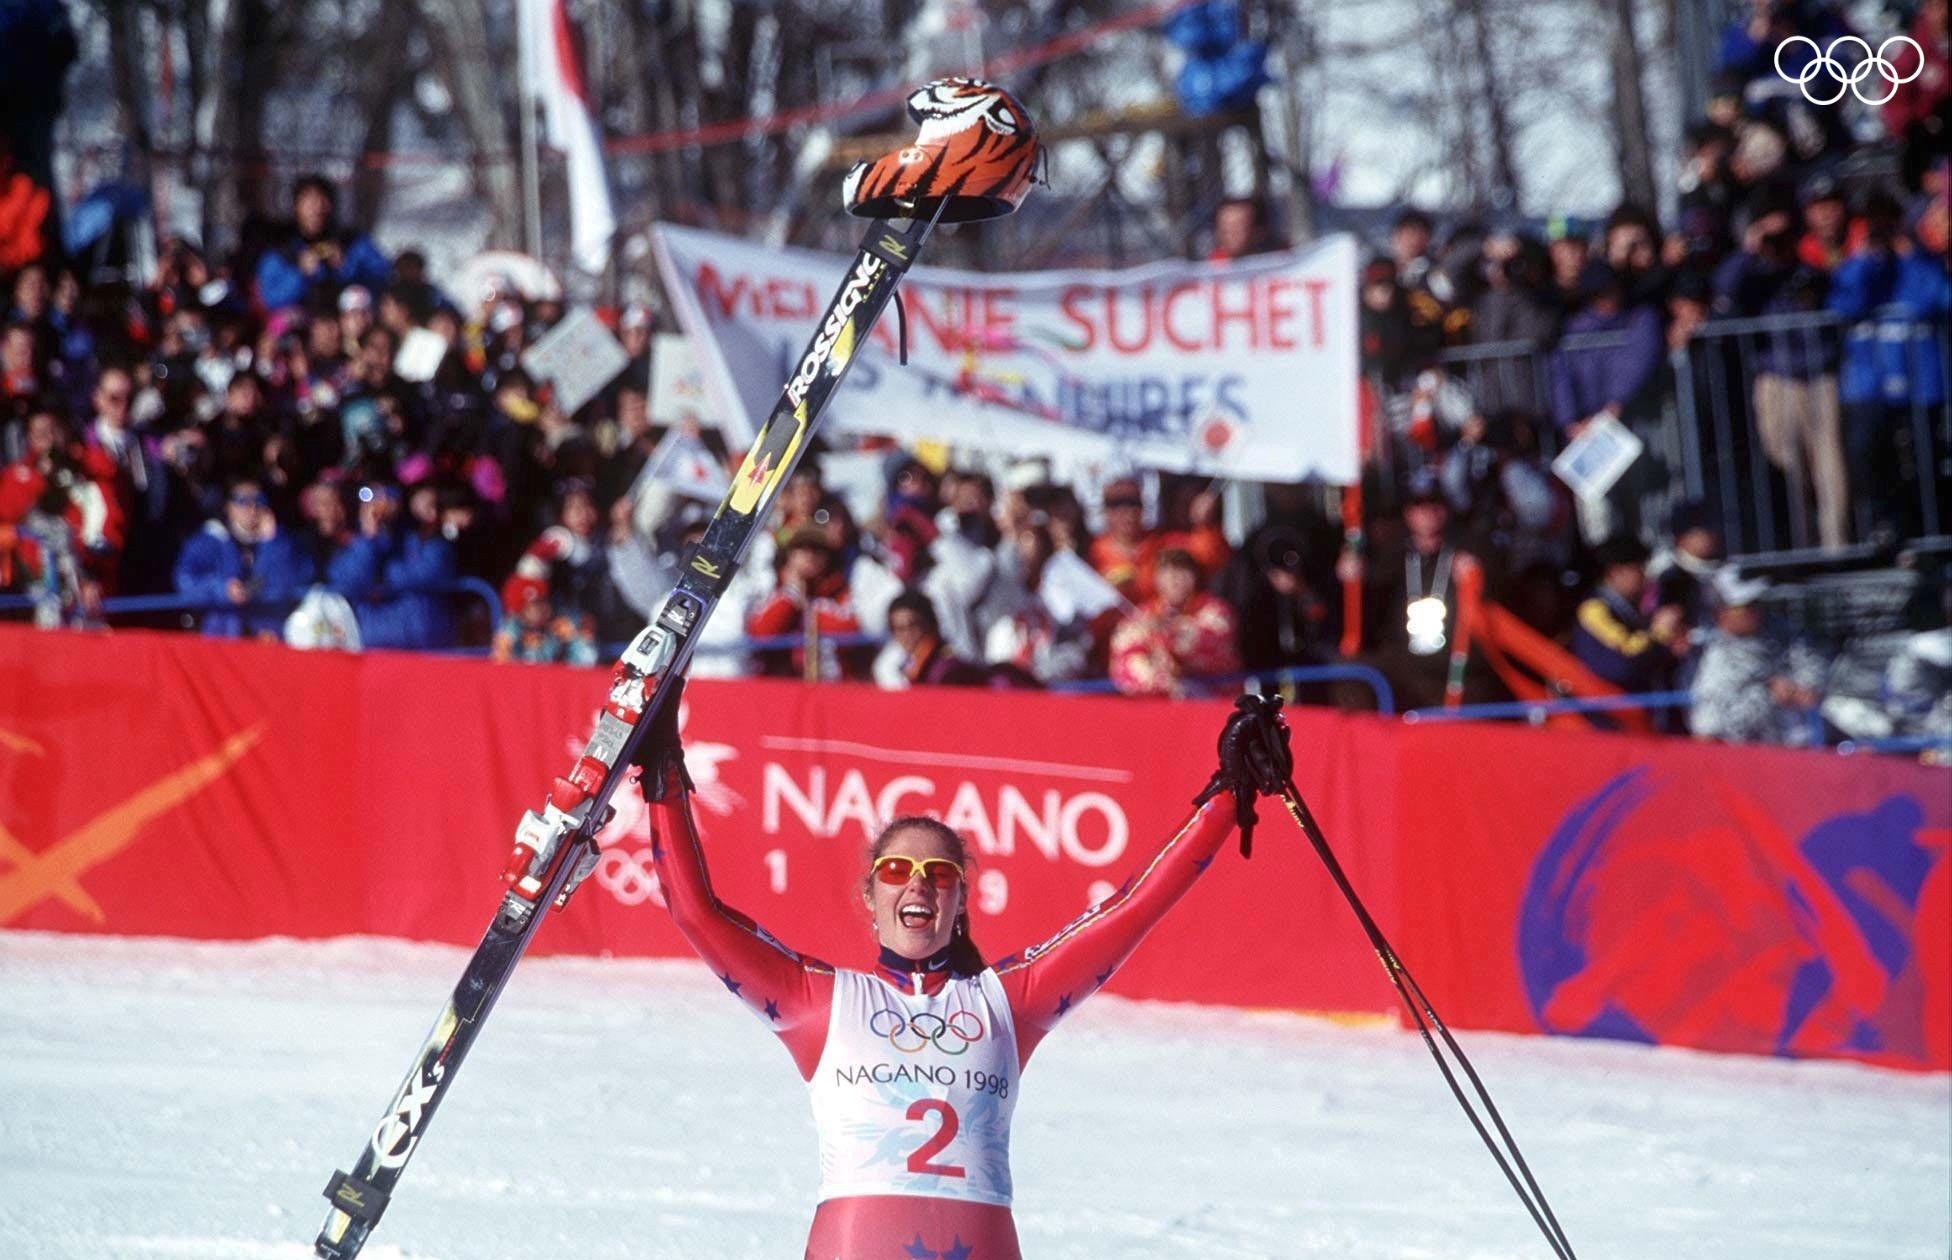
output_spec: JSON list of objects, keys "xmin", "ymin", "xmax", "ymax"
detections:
[
  {"xmin": 632, "ymin": 694, "xmax": 836, "ymax": 1079},
  {"xmin": 994, "ymin": 696, "xmax": 1291, "ymax": 1066}
]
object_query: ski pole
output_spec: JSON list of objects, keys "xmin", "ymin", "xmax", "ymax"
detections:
[{"xmin": 1273, "ymin": 776, "xmax": 1580, "ymax": 1260}]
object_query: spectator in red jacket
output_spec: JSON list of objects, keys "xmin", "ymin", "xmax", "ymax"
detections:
[
  {"xmin": 1088, "ymin": 477, "xmax": 1229, "ymax": 603},
  {"xmin": 1109, "ymin": 548, "xmax": 1241, "ymax": 697},
  {"xmin": 0, "ymin": 408, "xmax": 122, "ymax": 617},
  {"xmin": 747, "ymin": 525, "xmax": 865, "ymax": 680}
]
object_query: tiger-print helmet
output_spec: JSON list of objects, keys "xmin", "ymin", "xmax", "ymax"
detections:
[{"xmin": 844, "ymin": 78, "xmax": 1040, "ymax": 223}]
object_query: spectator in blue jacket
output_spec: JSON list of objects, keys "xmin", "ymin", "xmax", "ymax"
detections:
[
  {"xmin": 254, "ymin": 174, "xmax": 390, "ymax": 313},
  {"xmin": 326, "ymin": 480, "xmax": 457, "ymax": 650},
  {"xmin": 1549, "ymin": 261, "xmax": 1664, "ymax": 543},
  {"xmin": 1572, "ymin": 536, "xmax": 1686, "ymax": 694},
  {"xmin": 1714, "ymin": 198, "xmax": 1847, "ymax": 549},
  {"xmin": 1828, "ymin": 190, "xmax": 1951, "ymax": 541},
  {"xmin": 172, "ymin": 477, "xmax": 315, "ymax": 638}
]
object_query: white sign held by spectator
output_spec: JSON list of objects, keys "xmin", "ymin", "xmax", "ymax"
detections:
[
  {"xmin": 647, "ymin": 333, "xmax": 726, "ymax": 430},
  {"xmin": 1551, "ymin": 414, "xmax": 1645, "ymax": 502},
  {"xmin": 521, "ymin": 308, "xmax": 630, "ymax": 419},
  {"xmin": 633, "ymin": 428, "xmax": 731, "ymax": 504},
  {"xmin": 1037, "ymin": 550, "xmax": 1128, "ymax": 624},
  {"xmin": 394, "ymin": 328, "xmax": 449, "ymax": 383},
  {"xmin": 651, "ymin": 224, "xmax": 1361, "ymax": 482}
]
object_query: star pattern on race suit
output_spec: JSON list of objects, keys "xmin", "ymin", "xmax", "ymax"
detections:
[
  {"xmin": 899, "ymin": 1236, "xmax": 975, "ymax": 1260},
  {"xmin": 764, "ymin": 999, "xmax": 781, "ymax": 1022},
  {"xmin": 719, "ymin": 973, "xmax": 742, "ymax": 997},
  {"xmin": 1192, "ymin": 856, "xmax": 1213, "ymax": 872},
  {"xmin": 942, "ymin": 1240, "xmax": 973, "ymax": 1260},
  {"xmin": 903, "ymin": 1234, "xmax": 935, "ymax": 1260},
  {"xmin": 1095, "ymin": 968, "xmax": 1114, "ymax": 987},
  {"xmin": 1054, "ymin": 993, "xmax": 1071, "ymax": 1017}
]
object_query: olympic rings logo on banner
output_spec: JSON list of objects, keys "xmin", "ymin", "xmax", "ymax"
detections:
[
  {"xmin": 870, "ymin": 1007, "xmax": 986, "ymax": 1056},
  {"xmin": 595, "ymin": 847, "xmax": 662, "ymax": 906},
  {"xmin": 1775, "ymin": 36, "xmax": 1923, "ymax": 106}
]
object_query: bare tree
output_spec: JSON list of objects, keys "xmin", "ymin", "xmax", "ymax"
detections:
[{"xmin": 1607, "ymin": 0, "xmax": 1658, "ymax": 210}]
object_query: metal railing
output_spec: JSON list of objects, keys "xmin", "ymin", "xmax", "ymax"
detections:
[
  {"xmin": 1418, "ymin": 307, "xmax": 1949, "ymax": 558},
  {"xmin": 1049, "ymin": 663, "xmax": 1396, "ymax": 714},
  {"xmin": 0, "ymin": 579, "xmax": 503, "ymax": 635}
]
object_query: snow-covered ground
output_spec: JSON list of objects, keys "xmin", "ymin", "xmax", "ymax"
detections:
[{"xmin": 1, "ymin": 932, "xmax": 1945, "ymax": 1260}]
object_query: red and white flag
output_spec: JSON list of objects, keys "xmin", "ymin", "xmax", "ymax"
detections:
[{"xmin": 519, "ymin": 0, "xmax": 617, "ymax": 274}]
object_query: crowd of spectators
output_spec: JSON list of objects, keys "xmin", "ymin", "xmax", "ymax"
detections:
[{"xmin": 0, "ymin": 0, "xmax": 1945, "ymax": 751}]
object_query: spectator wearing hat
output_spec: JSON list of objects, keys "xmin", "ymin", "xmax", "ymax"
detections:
[
  {"xmin": 617, "ymin": 303, "xmax": 655, "ymax": 385},
  {"xmin": 254, "ymin": 174, "xmax": 390, "ymax": 313},
  {"xmin": 1543, "ymin": 216, "xmax": 1591, "ymax": 312},
  {"xmin": 337, "ymin": 285, "xmax": 376, "ymax": 356},
  {"xmin": 1647, "ymin": 501, "xmax": 1724, "ymax": 636},
  {"xmin": 1572, "ymin": 537, "xmax": 1684, "ymax": 693},
  {"xmin": 1344, "ymin": 476, "xmax": 1497, "ymax": 708},
  {"xmin": 502, "ymin": 480, "xmax": 612, "ymax": 629},
  {"xmin": 171, "ymin": 476, "xmax": 312, "ymax": 639},
  {"xmin": 746, "ymin": 525, "xmax": 866, "ymax": 680},
  {"xmin": 1471, "ymin": 230, "xmax": 1558, "ymax": 355},
  {"xmin": 1087, "ymin": 476, "xmax": 1226, "ymax": 603},
  {"xmin": 326, "ymin": 480, "xmax": 457, "ymax": 650},
  {"xmin": 1689, "ymin": 570, "xmax": 1825, "ymax": 745},
  {"xmin": 1224, "ymin": 517, "xmax": 1336, "ymax": 674},
  {"xmin": 1828, "ymin": 188, "xmax": 1950, "ymax": 541},
  {"xmin": 1602, "ymin": 204, "xmax": 1667, "ymax": 310},
  {"xmin": 492, "ymin": 581, "xmax": 599, "ymax": 666},
  {"xmin": 874, "ymin": 589, "xmax": 989, "ymax": 689},
  {"xmin": 1716, "ymin": 196, "xmax": 1847, "ymax": 550},
  {"xmin": 1108, "ymin": 547, "xmax": 1240, "ymax": 698},
  {"xmin": 1796, "ymin": 177, "xmax": 1849, "ymax": 273}
]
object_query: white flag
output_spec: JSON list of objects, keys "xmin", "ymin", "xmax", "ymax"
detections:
[
  {"xmin": 633, "ymin": 428, "xmax": 732, "ymax": 504},
  {"xmin": 519, "ymin": 0, "xmax": 616, "ymax": 274}
]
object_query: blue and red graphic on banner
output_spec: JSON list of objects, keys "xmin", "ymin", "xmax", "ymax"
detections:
[{"xmin": 1, "ymin": 628, "xmax": 1945, "ymax": 1070}]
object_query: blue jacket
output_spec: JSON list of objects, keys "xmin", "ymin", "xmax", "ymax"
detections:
[
  {"xmin": 1827, "ymin": 249, "xmax": 1949, "ymax": 407},
  {"xmin": 326, "ymin": 528, "xmax": 457, "ymax": 650},
  {"xmin": 1549, "ymin": 303, "xmax": 1664, "ymax": 430},
  {"xmin": 172, "ymin": 522, "xmax": 315, "ymax": 638},
  {"xmin": 1711, "ymin": 251, "xmax": 1838, "ymax": 380},
  {"xmin": 255, "ymin": 232, "xmax": 391, "ymax": 311}
]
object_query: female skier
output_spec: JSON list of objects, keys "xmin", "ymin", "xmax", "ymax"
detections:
[{"xmin": 631, "ymin": 690, "xmax": 1292, "ymax": 1259}]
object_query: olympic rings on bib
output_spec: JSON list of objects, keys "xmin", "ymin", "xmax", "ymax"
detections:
[
  {"xmin": 1774, "ymin": 35, "xmax": 1923, "ymax": 107},
  {"xmin": 869, "ymin": 1006, "xmax": 986, "ymax": 1056}
]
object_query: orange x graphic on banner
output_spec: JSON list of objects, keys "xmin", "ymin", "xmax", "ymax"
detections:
[{"xmin": 0, "ymin": 723, "xmax": 266, "ymax": 927}]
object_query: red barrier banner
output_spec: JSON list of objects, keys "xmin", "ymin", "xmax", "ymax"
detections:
[{"xmin": 2, "ymin": 627, "xmax": 1945, "ymax": 1069}]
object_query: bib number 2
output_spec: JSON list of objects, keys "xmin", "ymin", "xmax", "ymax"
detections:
[{"xmin": 903, "ymin": 1099, "xmax": 966, "ymax": 1179}]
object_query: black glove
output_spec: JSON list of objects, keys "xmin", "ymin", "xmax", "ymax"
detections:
[
  {"xmin": 1194, "ymin": 693, "xmax": 1295, "ymax": 858},
  {"xmin": 629, "ymin": 675, "xmax": 692, "ymax": 801}
]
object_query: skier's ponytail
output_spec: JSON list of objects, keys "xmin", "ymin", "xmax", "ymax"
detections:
[{"xmin": 866, "ymin": 816, "xmax": 987, "ymax": 976}]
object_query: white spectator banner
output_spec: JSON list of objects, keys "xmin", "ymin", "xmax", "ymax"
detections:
[
  {"xmin": 393, "ymin": 328, "xmax": 449, "ymax": 383},
  {"xmin": 647, "ymin": 332, "xmax": 727, "ymax": 430},
  {"xmin": 1551, "ymin": 414, "xmax": 1645, "ymax": 502},
  {"xmin": 631, "ymin": 427, "xmax": 732, "ymax": 504},
  {"xmin": 651, "ymin": 224, "xmax": 1360, "ymax": 483},
  {"xmin": 521, "ymin": 307, "xmax": 630, "ymax": 419}
]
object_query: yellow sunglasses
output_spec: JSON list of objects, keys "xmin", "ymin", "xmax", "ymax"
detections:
[{"xmin": 871, "ymin": 854, "xmax": 965, "ymax": 888}]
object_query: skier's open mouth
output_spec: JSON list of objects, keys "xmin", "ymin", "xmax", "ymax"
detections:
[{"xmin": 898, "ymin": 904, "xmax": 935, "ymax": 930}]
